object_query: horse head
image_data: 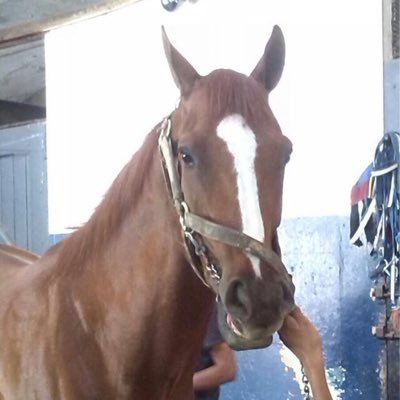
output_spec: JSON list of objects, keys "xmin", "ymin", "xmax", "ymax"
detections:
[{"xmin": 161, "ymin": 26, "xmax": 295, "ymax": 350}]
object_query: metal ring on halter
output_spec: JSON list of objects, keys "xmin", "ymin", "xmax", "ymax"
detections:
[
  {"xmin": 180, "ymin": 200, "xmax": 189, "ymax": 215},
  {"xmin": 185, "ymin": 230, "xmax": 206, "ymax": 257}
]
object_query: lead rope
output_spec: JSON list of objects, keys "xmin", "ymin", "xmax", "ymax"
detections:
[{"xmin": 301, "ymin": 364, "xmax": 312, "ymax": 399}]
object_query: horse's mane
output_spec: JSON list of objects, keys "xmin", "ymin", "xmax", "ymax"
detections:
[{"xmin": 56, "ymin": 124, "xmax": 160, "ymax": 273}]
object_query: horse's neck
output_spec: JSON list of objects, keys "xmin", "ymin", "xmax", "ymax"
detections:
[{"xmin": 52, "ymin": 131, "xmax": 214, "ymax": 390}]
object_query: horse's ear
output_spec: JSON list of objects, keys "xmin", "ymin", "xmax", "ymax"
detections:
[
  {"xmin": 250, "ymin": 25, "xmax": 285, "ymax": 92},
  {"xmin": 162, "ymin": 26, "xmax": 200, "ymax": 98},
  {"xmin": 272, "ymin": 232, "xmax": 282, "ymax": 257}
]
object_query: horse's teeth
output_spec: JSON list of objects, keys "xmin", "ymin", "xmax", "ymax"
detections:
[{"xmin": 226, "ymin": 314, "xmax": 245, "ymax": 338}]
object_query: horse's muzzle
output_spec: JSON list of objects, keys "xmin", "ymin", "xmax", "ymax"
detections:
[{"xmin": 216, "ymin": 259, "xmax": 295, "ymax": 350}]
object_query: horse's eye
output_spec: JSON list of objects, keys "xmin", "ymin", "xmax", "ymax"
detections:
[{"xmin": 179, "ymin": 147, "xmax": 195, "ymax": 166}]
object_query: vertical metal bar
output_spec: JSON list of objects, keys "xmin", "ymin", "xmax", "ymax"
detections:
[
  {"xmin": 383, "ymin": 0, "xmax": 400, "ymax": 134},
  {"xmin": 391, "ymin": 0, "xmax": 399, "ymax": 59}
]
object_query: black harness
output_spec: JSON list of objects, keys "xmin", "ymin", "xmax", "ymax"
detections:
[{"xmin": 350, "ymin": 131, "xmax": 400, "ymax": 304}]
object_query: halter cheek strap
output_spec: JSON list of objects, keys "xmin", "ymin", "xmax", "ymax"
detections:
[
  {"xmin": 158, "ymin": 116, "xmax": 287, "ymax": 287},
  {"xmin": 159, "ymin": 117, "xmax": 214, "ymax": 286}
]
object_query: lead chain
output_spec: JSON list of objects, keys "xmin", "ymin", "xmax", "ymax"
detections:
[
  {"xmin": 184, "ymin": 230, "xmax": 206, "ymax": 257},
  {"xmin": 205, "ymin": 263, "xmax": 221, "ymax": 283},
  {"xmin": 301, "ymin": 364, "xmax": 312, "ymax": 399},
  {"xmin": 184, "ymin": 230, "xmax": 221, "ymax": 283}
]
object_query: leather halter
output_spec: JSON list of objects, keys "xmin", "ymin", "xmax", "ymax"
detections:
[{"xmin": 158, "ymin": 116, "xmax": 285, "ymax": 287}]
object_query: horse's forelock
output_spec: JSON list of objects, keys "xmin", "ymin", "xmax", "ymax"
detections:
[{"xmin": 196, "ymin": 69, "xmax": 267, "ymax": 125}]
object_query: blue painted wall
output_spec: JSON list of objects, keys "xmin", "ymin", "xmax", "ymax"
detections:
[{"xmin": 222, "ymin": 217, "xmax": 383, "ymax": 399}]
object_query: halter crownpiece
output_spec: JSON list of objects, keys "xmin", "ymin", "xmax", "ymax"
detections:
[{"xmin": 158, "ymin": 116, "xmax": 286, "ymax": 287}]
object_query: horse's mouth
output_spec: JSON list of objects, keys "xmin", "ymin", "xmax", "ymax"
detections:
[
  {"xmin": 217, "ymin": 302, "xmax": 274, "ymax": 351},
  {"xmin": 226, "ymin": 314, "xmax": 245, "ymax": 338}
]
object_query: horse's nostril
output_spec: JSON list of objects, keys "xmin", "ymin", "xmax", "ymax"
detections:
[{"xmin": 225, "ymin": 279, "xmax": 252, "ymax": 320}]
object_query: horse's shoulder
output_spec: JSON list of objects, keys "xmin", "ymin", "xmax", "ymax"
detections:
[{"xmin": 0, "ymin": 244, "xmax": 39, "ymax": 268}]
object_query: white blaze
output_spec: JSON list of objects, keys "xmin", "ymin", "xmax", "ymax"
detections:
[{"xmin": 217, "ymin": 114, "xmax": 264, "ymax": 277}]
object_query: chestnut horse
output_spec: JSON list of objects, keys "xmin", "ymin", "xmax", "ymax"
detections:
[{"xmin": 0, "ymin": 26, "xmax": 295, "ymax": 400}]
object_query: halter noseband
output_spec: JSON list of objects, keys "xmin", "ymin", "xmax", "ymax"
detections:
[{"xmin": 158, "ymin": 116, "xmax": 285, "ymax": 287}]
